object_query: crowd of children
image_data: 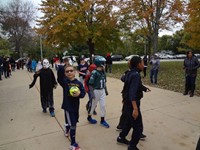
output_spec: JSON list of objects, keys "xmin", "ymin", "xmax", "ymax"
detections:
[
  {"xmin": 0, "ymin": 50, "xmax": 197, "ymax": 150},
  {"xmin": 29, "ymin": 55, "xmax": 200, "ymax": 150}
]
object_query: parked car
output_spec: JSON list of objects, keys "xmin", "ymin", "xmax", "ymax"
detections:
[
  {"xmin": 166, "ymin": 54, "xmax": 176, "ymax": 59},
  {"xmin": 125, "ymin": 55, "xmax": 139, "ymax": 61},
  {"xmin": 175, "ymin": 54, "xmax": 186, "ymax": 59},
  {"xmin": 111, "ymin": 55, "xmax": 123, "ymax": 61},
  {"xmin": 62, "ymin": 55, "xmax": 77, "ymax": 65},
  {"xmin": 195, "ymin": 54, "xmax": 200, "ymax": 58}
]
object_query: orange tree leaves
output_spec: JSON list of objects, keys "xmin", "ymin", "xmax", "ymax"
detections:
[
  {"xmin": 184, "ymin": 0, "xmax": 200, "ymax": 50},
  {"xmin": 36, "ymin": 0, "xmax": 122, "ymax": 56}
]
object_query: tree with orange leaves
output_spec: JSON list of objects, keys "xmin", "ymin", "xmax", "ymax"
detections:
[
  {"xmin": 184, "ymin": 0, "xmax": 200, "ymax": 50},
  {"xmin": 36, "ymin": 0, "xmax": 122, "ymax": 63}
]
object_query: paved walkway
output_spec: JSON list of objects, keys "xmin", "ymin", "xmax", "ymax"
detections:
[{"xmin": 0, "ymin": 69, "xmax": 199, "ymax": 150}]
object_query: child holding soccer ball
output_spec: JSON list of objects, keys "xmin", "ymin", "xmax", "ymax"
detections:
[{"xmin": 59, "ymin": 65, "xmax": 86, "ymax": 150}]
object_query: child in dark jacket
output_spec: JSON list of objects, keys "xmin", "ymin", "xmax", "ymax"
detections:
[
  {"xmin": 29, "ymin": 59, "xmax": 57, "ymax": 117},
  {"xmin": 59, "ymin": 65, "xmax": 86, "ymax": 150},
  {"xmin": 117, "ymin": 56, "xmax": 150, "ymax": 150}
]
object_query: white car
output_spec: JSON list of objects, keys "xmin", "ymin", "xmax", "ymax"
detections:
[
  {"xmin": 125, "ymin": 55, "xmax": 139, "ymax": 61},
  {"xmin": 175, "ymin": 54, "xmax": 186, "ymax": 59},
  {"xmin": 62, "ymin": 56, "xmax": 77, "ymax": 65},
  {"xmin": 166, "ymin": 54, "xmax": 176, "ymax": 59}
]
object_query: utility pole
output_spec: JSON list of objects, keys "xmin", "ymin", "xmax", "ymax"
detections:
[{"xmin": 40, "ymin": 36, "xmax": 43, "ymax": 60}]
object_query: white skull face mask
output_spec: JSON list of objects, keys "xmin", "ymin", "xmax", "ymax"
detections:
[{"xmin": 43, "ymin": 59, "xmax": 50, "ymax": 68}]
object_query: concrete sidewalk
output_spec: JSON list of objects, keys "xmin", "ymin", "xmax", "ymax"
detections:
[{"xmin": 0, "ymin": 70, "xmax": 199, "ymax": 150}]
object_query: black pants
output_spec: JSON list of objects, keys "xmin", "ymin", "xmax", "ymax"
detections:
[
  {"xmin": 143, "ymin": 67, "xmax": 147, "ymax": 78},
  {"xmin": 65, "ymin": 110, "xmax": 79, "ymax": 145},
  {"xmin": 118, "ymin": 104, "xmax": 144, "ymax": 133},
  {"xmin": 40, "ymin": 93, "xmax": 54, "ymax": 112},
  {"xmin": 118, "ymin": 104, "xmax": 127, "ymax": 128},
  {"xmin": 106, "ymin": 64, "xmax": 112, "ymax": 73},
  {"xmin": 196, "ymin": 136, "xmax": 200, "ymax": 150},
  {"xmin": 119, "ymin": 107, "xmax": 143, "ymax": 148},
  {"xmin": 0, "ymin": 67, "xmax": 2, "ymax": 80},
  {"xmin": 185, "ymin": 74, "xmax": 196, "ymax": 94}
]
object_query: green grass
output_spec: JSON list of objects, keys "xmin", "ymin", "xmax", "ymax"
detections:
[{"xmin": 107, "ymin": 61, "xmax": 200, "ymax": 96}]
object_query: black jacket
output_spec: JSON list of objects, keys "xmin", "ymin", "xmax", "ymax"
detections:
[
  {"xmin": 30, "ymin": 68, "xmax": 57, "ymax": 97},
  {"xmin": 106, "ymin": 56, "xmax": 112, "ymax": 64},
  {"xmin": 122, "ymin": 68, "xmax": 147, "ymax": 109}
]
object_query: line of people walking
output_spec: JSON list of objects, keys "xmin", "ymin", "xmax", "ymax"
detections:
[
  {"xmin": 27, "ymin": 51, "xmax": 199, "ymax": 150},
  {"xmin": 0, "ymin": 56, "xmax": 17, "ymax": 80}
]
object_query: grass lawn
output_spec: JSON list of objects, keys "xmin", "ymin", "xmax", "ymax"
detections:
[{"xmin": 107, "ymin": 61, "xmax": 200, "ymax": 96}]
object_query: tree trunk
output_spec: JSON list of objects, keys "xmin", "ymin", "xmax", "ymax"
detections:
[
  {"xmin": 87, "ymin": 38, "xmax": 95, "ymax": 64},
  {"xmin": 153, "ymin": 0, "xmax": 161, "ymax": 54},
  {"xmin": 147, "ymin": 36, "xmax": 152, "ymax": 61},
  {"xmin": 15, "ymin": 41, "xmax": 21, "ymax": 58},
  {"xmin": 153, "ymin": 27, "xmax": 159, "ymax": 54}
]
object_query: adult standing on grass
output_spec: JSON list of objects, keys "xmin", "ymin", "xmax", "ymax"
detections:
[
  {"xmin": 149, "ymin": 54, "xmax": 160, "ymax": 84},
  {"xmin": 105, "ymin": 53, "xmax": 113, "ymax": 73},
  {"xmin": 183, "ymin": 50, "xmax": 199, "ymax": 97},
  {"xmin": 143, "ymin": 55, "xmax": 148, "ymax": 78}
]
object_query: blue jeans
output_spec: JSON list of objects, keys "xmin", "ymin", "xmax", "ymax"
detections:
[{"xmin": 150, "ymin": 69, "xmax": 158, "ymax": 84}]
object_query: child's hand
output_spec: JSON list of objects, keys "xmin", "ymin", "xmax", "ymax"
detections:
[
  {"xmin": 146, "ymin": 88, "xmax": 151, "ymax": 92},
  {"xmin": 132, "ymin": 109, "xmax": 138, "ymax": 120},
  {"xmin": 29, "ymin": 84, "xmax": 33, "ymax": 89},
  {"xmin": 72, "ymin": 90, "xmax": 80, "ymax": 97},
  {"xmin": 105, "ymin": 90, "xmax": 109, "ymax": 96}
]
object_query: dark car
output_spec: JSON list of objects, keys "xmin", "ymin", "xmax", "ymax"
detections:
[{"xmin": 111, "ymin": 55, "xmax": 123, "ymax": 61}]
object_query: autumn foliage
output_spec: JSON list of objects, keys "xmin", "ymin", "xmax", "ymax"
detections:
[{"xmin": 184, "ymin": 0, "xmax": 200, "ymax": 49}]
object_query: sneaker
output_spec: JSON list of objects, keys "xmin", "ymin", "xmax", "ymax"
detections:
[
  {"xmin": 140, "ymin": 133, "xmax": 147, "ymax": 139},
  {"xmin": 116, "ymin": 125, "xmax": 122, "ymax": 131},
  {"xmin": 117, "ymin": 136, "xmax": 129, "ymax": 145},
  {"xmin": 128, "ymin": 146, "xmax": 139, "ymax": 150},
  {"xmin": 43, "ymin": 109, "xmax": 47, "ymax": 113},
  {"xmin": 100, "ymin": 120, "xmax": 110, "ymax": 128},
  {"xmin": 87, "ymin": 118, "xmax": 97, "ymax": 124},
  {"xmin": 50, "ymin": 111, "xmax": 55, "ymax": 117},
  {"xmin": 183, "ymin": 91, "xmax": 188, "ymax": 95},
  {"xmin": 69, "ymin": 143, "xmax": 81, "ymax": 150},
  {"xmin": 190, "ymin": 93, "xmax": 194, "ymax": 97}
]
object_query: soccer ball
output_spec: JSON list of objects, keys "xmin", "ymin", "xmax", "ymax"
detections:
[{"xmin": 69, "ymin": 86, "xmax": 80, "ymax": 96}]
